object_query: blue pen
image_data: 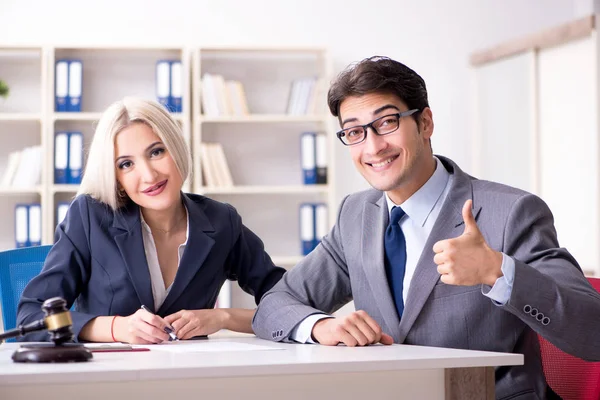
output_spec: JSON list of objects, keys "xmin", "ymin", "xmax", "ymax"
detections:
[{"xmin": 141, "ymin": 305, "xmax": 179, "ymax": 341}]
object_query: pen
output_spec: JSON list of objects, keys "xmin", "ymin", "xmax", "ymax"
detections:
[{"xmin": 140, "ymin": 305, "xmax": 179, "ymax": 341}]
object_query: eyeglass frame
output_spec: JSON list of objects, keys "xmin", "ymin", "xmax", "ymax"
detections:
[{"xmin": 335, "ymin": 109, "xmax": 420, "ymax": 146}]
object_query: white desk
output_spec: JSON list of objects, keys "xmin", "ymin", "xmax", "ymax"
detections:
[{"xmin": 0, "ymin": 336, "xmax": 522, "ymax": 400}]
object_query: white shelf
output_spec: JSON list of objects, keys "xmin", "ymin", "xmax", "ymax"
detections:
[
  {"xmin": 53, "ymin": 112, "xmax": 102, "ymax": 121},
  {"xmin": 0, "ymin": 186, "xmax": 42, "ymax": 195},
  {"xmin": 0, "ymin": 113, "xmax": 41, "ymax": 121},
  {"xmin": 53, "ymin": 112, "xmax": 186, "ymax": 122},
  {"xmin": 52, "ymin": 184, "xmax": 80, "ymax": 193},
  {"xmin": 200, "ymin": 185, "xmax": 329, "ymax": 195},
  {"xmin": 199, "ymin": 114, "xmax": 327, "ymax": 123},
  {"xmin": 200, "ymin": 46, "xmax": 326, "ymax": 54}
]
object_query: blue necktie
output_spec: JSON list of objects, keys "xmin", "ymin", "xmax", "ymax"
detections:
[{"xmin": 384, "ymin": 206, "xmax": 407, "ymax": 319}]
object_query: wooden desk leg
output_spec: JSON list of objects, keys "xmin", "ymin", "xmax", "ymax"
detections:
[{"xmin": 445, "ymin": 366, "xmax": 495, "ymax": 400}]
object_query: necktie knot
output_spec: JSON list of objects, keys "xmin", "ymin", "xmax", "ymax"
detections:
[{"xmin": 390, "ymin": 206, "xmax": 405, "ymax": 226}]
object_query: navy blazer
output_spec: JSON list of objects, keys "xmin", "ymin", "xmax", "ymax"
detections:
[{"xmin": 17, "ymin": 193, "xmax": 285, "ymax": 341}]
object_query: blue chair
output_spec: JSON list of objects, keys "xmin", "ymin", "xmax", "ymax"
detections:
[{"xmin": 0, "ymin": 245, "xmax": 51, "ymax": 333}]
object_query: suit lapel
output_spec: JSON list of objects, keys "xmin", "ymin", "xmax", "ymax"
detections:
[
  {"xmin": 113, "ymin": 201, "xmax": 155, "ymax": 311},
  {"xmin": 158, "ymin": 194, "xmax": 215, "ymax": 314},
  {"xmin": 398, "ymin": 156, "xmax": 482, "ymax": 342},
  {"xmin": 362, "ymin": 195, "xmax": 401, "ymax": 339}
]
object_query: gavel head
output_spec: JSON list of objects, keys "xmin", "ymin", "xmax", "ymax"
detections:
[{"xmin": 41, "ymin": 297, "xmax": 74, "ymax": 345}]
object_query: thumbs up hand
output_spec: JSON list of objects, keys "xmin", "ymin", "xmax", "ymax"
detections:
[{"xmin": 432, "ymin": 199, "xmax": 503, "ymax": 286}]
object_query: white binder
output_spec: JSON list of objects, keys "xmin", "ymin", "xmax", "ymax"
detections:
[
  {"xmin": 28, "ymin": 204, "xmax": 42, "ymax": 246},
  {"xmin": 170, "ymin": 61, "xmax": 182, "ymax": 112},
  {"xmin": 15, "ymin": 205, "xmax": 29, "ymax": 248},
  {"xmin": 156, "ymin": 60, "xmax": 170, "ymax": 110},
  {"xmin": 68, "ymin": 60, "xmax": 83, "ymax": 112}
]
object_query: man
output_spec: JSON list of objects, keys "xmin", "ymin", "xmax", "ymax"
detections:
[{"xmin": 252, "ymin": 56, "xmax": 600, "ymax": 399}]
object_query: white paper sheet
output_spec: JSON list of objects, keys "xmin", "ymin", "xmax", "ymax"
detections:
[{"xmin": 136, "ymin": 341, "xmax": 284, "ymax": 353}]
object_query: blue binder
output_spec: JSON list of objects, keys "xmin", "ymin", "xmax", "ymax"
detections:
[
  {"xmin": 67, "ymin": 131, "xmax": 83, "ymax": 184},
  {"xmin": 54, "ymin": 132, "xmax": 69, "ymax": 184},
  {"xmin": 300, "ymin": 132, "xmax": 317, "ymax": 184},
  {"xmin": 299, "ymin": 203, "xmax": 315, "ymax": 255},
  {"xmin": 28, "ymin": 204, "xmax": 42, "ymax": 247},
  {"xmin": 15, "ymin": 204, "xmax": 29, "ymax": 248},
  {"xmin": 67, "ymin": 60, "xmax": 83, "ymax": 112},
  {"xmin": 156, "ymin": 60, "xmax": 171, "ymax": 110},
  {"xmin": 56, "ymin": 202, "xmax": 70, "ymax": 227},
  {"xmin": 55, "ymin": 60, "xmax": 69, "ymax": 112},
  {"xmin": 170, "ymin": 60, "xmax": 183, "ymax": 113}
]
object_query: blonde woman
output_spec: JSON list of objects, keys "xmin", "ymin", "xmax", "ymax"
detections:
[{"xmin": 17, "ymin": 97, "xmax": 285, "ymax": 344}]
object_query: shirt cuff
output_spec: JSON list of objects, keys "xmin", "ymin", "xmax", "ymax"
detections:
[
  {"xmin": 482, "ymin": 253, "xmax": 515, "ymax": 305},
  {"xmin": 289, "ymin": 314, "xmax": 332, "ymax": 344}
]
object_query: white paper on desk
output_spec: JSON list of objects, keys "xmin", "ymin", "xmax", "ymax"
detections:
[{"xmin": 139, "ymin": 341, "xmax": 284, "ymax": 353}]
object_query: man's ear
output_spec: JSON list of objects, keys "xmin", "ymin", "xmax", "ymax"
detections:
[{"xmin": 418, "ymin": 107, "xmax": 434, "ymax": 139}]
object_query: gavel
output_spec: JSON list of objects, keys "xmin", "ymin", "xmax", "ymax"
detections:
[
  {"xmin": 0, "ymin": 297, "xmax": 74, "ymax": 344},
  {"xmin": 0, "ymin": 297, "xmax": 93, "ymax": 363}
]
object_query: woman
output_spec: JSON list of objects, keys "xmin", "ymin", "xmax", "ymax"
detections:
[{"xmin": 17, "ymin": 97, "xmax": 285, "ymax": 344}]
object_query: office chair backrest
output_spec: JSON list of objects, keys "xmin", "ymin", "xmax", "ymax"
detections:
[
  {"xmin": 0, "ymin": 245, "xmax": 51, "ymax": 332},
  {"xmin": 538, "ymin": 277, "xmax": 600, "ymax": 400}
]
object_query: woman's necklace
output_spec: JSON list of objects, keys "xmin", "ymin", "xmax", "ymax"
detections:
[{"xmin": 149, "ymin": 212, "xmax": 186, "ymax": 234}]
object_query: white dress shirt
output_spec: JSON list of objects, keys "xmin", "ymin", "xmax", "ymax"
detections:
[
  {"xmin": 140, "ymin": 208, "xmax": 189, "ymax": 311},
  {"xmin": 290, "ymin": 157, "xmax": 515, "ymax": 343}
]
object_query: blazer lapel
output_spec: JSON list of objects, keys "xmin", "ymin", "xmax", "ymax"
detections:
[
  {"xmin": 362, "ymin": 194, "xmax": 401, "ymax": 339},
  {"xmin": 158, "ymin": 194, "xmax": 215, "ymax": 314},
  {"xmin": 398, "ymin": 156, "xmax": 482, "ymax": 342},
  {"xmin": 113, "ymin": 201, "xmax": 155, "ymax": 311}
]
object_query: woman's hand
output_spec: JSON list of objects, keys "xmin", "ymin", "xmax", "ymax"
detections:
[
  {"xmin": 165, "ymin": 309, "xmax": 227, "ymax": 339},
  {"xmin": 114, "ymin": 309, "xmax": 172, "ymax": 344}
]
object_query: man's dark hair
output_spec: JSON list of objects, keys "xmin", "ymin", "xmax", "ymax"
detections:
[{"xmin": 327, "ymin": 56, "xmax": 430, "ymax": 121}]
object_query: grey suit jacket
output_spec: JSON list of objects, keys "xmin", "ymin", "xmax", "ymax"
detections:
[{"xmin": 253, "ymin": 156, "xmax": 600, "ymax": 400}]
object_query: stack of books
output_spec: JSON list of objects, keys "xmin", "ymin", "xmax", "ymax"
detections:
[
  {"xmin": 201, "ymin": 74, "xmax": 249, "ymax": 117},
  {"xmin": 200, "ymin": 142, "xmax": 234, "ymax": 188}
]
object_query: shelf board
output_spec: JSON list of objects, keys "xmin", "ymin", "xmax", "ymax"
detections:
[
  {"xmin": 199, "ymin": 114, "xmax": 327, "ymax": 123},
  {"xmin": 53, "ymin": 112, "xmax": 102, "ymax": 121},
  {"xmin": 200, "ymin": 185, "xmax": 329, "ymax": 195},
  {"xmin": 0, "ymin": 48, "xmax": 41, "ymax": 58},
  {"xmin": 272, "ymin": 256, "xmax": 304, "ymax": 266},
  {"xmin": 200, "ymin": 46, "xmax": 326, "ymax": 54},
  {"xmin": 0, "ymin": 113, "xmax": 41, "ymax": 121},
  {"xmin": 52, "ymin": 184, "xmax": 80, "ymax": 193},
  {"xmin": 54, "ymin": 112, "xmax": 186, "ymax": 122},
  {"xmin": 0, "ymin": 186, "xmax": 42, "ymax": 195}
]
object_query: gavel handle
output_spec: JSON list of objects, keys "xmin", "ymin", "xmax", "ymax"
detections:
[{"xmin": 0, "ymin": 319, "xmax": 46, "ymax": 342}]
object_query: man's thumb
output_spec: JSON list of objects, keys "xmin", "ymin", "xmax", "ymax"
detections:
[
  {"xmin": 462, "ymin": 199, "xmax": 479, "ymax": 234},
  {"xmin": 379, "ymin": 333, "xmax": 394, "ymax": 345}
]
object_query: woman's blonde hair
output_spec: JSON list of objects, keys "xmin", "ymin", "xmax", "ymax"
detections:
[{"xmin": 77, "ymin": 97, "xmax": 191, "ymax": 210}]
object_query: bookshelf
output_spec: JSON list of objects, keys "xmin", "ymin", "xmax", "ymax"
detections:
[
  {"xmin": 0, "ymin": 45, "xmax": 337, "ymax": 310},
  {"xmin": 0, "ymin": 46, "xmax": 46, "ymax": 251},
  {"xmin": 0, "ymin": 46, "xmax": 191, "ymax": 249},
  {"xmin": 192, "ymin": 47, "xmax": 336, "ymax": 308}
]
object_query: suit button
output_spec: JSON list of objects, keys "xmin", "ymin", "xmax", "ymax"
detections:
[
  {"xmin": 536, "ymin": 312, "xmax": 544, "ymax": 321},
  {"xmin": 542, "ymin": 317, "xmax": 550, "ymax": 325},
  {"xmin": 530, "ymin": 308, "xmax": 538, "ymax": 317},
  {"xmin": 523, "ymin": 305, "xmax": 532, "ymax": 313},
  {"xmin": 272, "ymin": 332, "xmax": 276, "ymax": 339}
]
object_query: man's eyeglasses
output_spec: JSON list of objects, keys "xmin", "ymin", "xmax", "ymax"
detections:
[{"xmin": 336, "ymin": 109, "xmax": 420, "ymax": 146}]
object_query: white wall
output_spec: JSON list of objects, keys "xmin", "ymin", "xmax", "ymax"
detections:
[{"xmin": 0, "ymin": 0, "xmax": 582, "ymax": 204}]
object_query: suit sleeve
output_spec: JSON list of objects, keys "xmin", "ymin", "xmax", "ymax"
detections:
[
  {"xmin": 252, "ymin": 195, "xmax": 353, "ymax": 342},
  {"xmin": 500, "ymin": 193, "xmax": 600, "ymax": 360},
  {"xmin": 16, "ymin": 196, "xmax": 99, "ymax": 342},
  {"xmin": 223, "ymin": 204, "xmax": 286, "ymax": 305}
]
